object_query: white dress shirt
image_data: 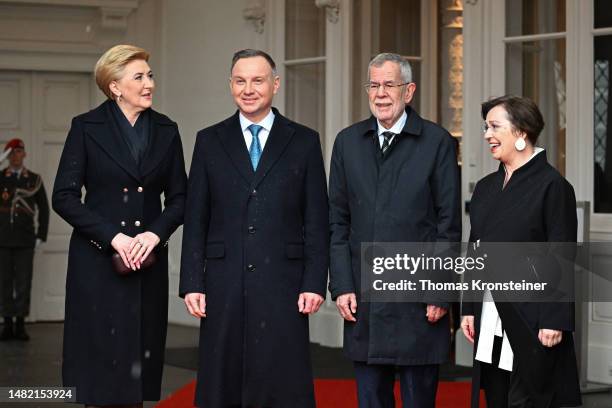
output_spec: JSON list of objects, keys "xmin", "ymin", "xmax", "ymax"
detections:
[
  {"xmin": 376, "ymin": 111, "xmax": 407, "ymax": 148},
  {"xmin": 9, "ymin": 167, "xmax": 23, "ymax": 178},
  {"xmin": 475, "ymin": 147, "xmax": 545, "ymax": 372},
  {"xmin": 239, "ymin": 110, "xmax": 275, "ymax": 151}
]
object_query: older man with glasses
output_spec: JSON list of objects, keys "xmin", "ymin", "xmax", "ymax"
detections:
[{"xmin": 329, "ymin": 53, "xmax": 461, "ymax": 408}]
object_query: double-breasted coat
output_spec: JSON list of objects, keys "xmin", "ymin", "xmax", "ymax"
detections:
[
  {"xmin": 179, "ymin": 109, "xmax": 329, "ymax": 407},
  {"xmin": 328, "ymin": 107, "xmax": 462, "ymax": 365},
  {"xmin": 52, "ymin": 100, "xmax": 187, "ymax": 405},
  {"xmin": 463, "ymin": 150, "xmax": 581, "ymax": 407}
]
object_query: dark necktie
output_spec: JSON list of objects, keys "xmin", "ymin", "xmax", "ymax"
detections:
[
  {"xmin": 248, "ymin": 124, "xmax": 263, "ymax": 170},
  {"xmin": 381, "ymin": 131, "xmax": 395, "ymax": 156}
]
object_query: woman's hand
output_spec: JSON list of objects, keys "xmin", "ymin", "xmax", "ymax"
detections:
[
  {"xmin": 129, "ymin": 231, "xmax": 160, "ymax": 268},
  {"xmin": 539, "ymin": 329, "xmax": 562, "ymax": 347},
  {"xmin": 111, "ymin": 233, "xmax": 137, "ymax": 271},
  {"xmin": 461, "ymin": 315, "xmax": 475, "ymax": 344}
]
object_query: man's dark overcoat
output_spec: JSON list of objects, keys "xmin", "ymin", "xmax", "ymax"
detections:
[
  {"xmin": 329, "ymin": 106, "xmax": 462, "ymax": 365},
  {"xmin": 179, "ymin": 108, "xmax": 329, "ymax": 407}
]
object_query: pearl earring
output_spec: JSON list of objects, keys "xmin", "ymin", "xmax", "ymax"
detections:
[{"xmin": 515, "ymin": 137, "xmax": 526, "ymax": 151}]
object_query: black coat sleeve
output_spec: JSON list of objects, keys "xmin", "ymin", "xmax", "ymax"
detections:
[
  {"xmin": 52, "ymin": 117, "xmax": 121, "ymax": 251},
  {"xmin": 179, "ymin": 131, "xmax": 210, "ymax": 297},
  {"xmin": 300, "ymin": 134, "xmax": 330, "ymax": 297},
  {"xmin": 328, "ymin": 132, "xmax": 355, "ymax": 300},
  {"xmin": 35, "ymin": 178, "xmax": 50, "ymax": 241},
  {"xmin": 148, "ymin": 130, "xmax": 187, "ymax": 244},
  {"xmin": 539, "ymin": 177, "xmax": 577, "ymax": 331},
  {"xmin": 432, "ymin": 132, "xmax": 462, "ymax": 243},
  {"xmin": 423, "ymin": 132, "xmax": 462, "ymax": 309}
]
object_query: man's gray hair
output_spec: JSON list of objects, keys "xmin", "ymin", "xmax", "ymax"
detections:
[{"xmin": 368, "ymin": 53, "xmax": 413, "ymax": 83}]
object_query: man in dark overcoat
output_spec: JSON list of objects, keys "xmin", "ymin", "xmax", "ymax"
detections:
[
  {"xmin": 328, "ymin": 53, "xmax": 462, "ymax": 407},
  {"xmin": 179, "ymin": 49, "xmax": 329, "ymax": 407},
  {"xmin": 0, "ymin": 138, "xmax": 49, "ymax": 341}
]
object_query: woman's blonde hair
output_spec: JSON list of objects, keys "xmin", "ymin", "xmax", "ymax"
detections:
[{"xmin": 94, "ymin": 44, "xmax": 150, "ymax": 100}]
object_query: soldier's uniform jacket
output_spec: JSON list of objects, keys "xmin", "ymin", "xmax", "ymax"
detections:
[{"xmin": 0, "ymin": 167, "xmax": 49, "ymax": 247}]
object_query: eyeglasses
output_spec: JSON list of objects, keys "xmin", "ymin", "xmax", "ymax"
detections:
[
  {"xmin": 364, "ymin": 82, "xmax": 410, "ymax": 93},
  {"xmin": 482, "ymin": 122, "xmax": 512, "ymax": 134}
]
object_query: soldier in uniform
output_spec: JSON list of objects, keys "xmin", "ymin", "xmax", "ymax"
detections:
[{"xmin": 0, "ymin": 138, "xmax": 49, "ymax": 341}]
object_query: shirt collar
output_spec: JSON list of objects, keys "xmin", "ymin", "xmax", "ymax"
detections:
[
  {"xmin": 239, "ymin": 109, "xmax": 276, "ymax": 133},
  {"xmin": 530, "ymin": 146, "xmax": 545, "ymax": 160},
  {"xmin": 377, "ymin": 110, "xmax": 407, "ymax": 136}
]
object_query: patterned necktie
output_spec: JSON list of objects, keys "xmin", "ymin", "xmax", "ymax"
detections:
[
  {"xmin": 381, "ymin": 131, "xmax": 395, "ymax": 156},
  {"xmin": 248, "ymin": 124, "xmax": 263, "ymax": 170}
]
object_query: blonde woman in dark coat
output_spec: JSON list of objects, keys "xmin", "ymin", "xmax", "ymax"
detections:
[{"xmin": 52, "ymin": 44, "xmax": 186, "ymax": 407}]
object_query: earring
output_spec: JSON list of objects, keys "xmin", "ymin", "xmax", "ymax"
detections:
[{"xmin": 515, "ymin": 137, "xmax": 526, "ymax": 151}]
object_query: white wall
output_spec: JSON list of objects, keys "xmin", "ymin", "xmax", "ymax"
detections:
[{"xmin": 158, "ymin": 0, "xmax": 260, "ymax": 325}]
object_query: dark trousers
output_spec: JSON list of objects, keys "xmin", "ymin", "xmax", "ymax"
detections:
[
  {"xmin": 353, "ymin": 362, "xmax": 439, "ymax": 408},
  {"xmin": 480, "ymin": 336, "xmax": 537, "ymax": 408},
  {"xmin": 0, "ymin": 247, "xmax": 34, "ymax": 317}
]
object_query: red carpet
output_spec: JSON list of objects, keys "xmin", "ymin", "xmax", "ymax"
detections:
[{"xmin": 157, "ymin": 379, "xmax": 485, "ymax": 407}]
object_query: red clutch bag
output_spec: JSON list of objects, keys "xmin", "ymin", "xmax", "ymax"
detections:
[{"xmin": 111, "ymin": 252, "xmax": 157, "ymax": 275}]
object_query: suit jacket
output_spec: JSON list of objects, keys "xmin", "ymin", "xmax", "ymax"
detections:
[
  {"xmin": 179, "ymin": 108, "xmax": 329, "ymax": 408},
  {"xmin": 328, "ymin": 106, "xmax": 461, "ymax": 365},
  {"xmin": 52, "ymin": 100, "xmax": 186, "ymax": 405},
  {"xmin": 463, "ymin": 150, "xmax": 581, "ymax": 407},
  {"xmin": 0, "ymin": 167, "xmax": 49, "ymax": 247}
]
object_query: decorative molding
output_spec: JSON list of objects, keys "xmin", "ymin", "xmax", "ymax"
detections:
[
  {"xmin": 0, "ymin": 0, "xmax": 138, "ymax": 7},
  {"xmin": 448, "ymin": 34, "xmax": 464, "ymax": 137},
  {"xmin": 446, "ymin": 0, "xmax": 463, "ymax": 11},
  {"xmin": 315, "ymin": 0, "xmax": 339, "ymax": 24},
  {"xmin": 243, "ymin": 0, "xmax": 265, "ymax": 34},
  {"xmin": 0, "ymin": 0, "xmax": 138, "ymax": 33},
  {"xmin": 465, "ymin": 0, "xmax": 478, "ymax": 5},
  {"xmin": 100, "ymin": 6, "xmax": 132, "ymax": 30},
  {"xmin": 444, "ymin": 15, "xmax": 463, "ymax": 29}
]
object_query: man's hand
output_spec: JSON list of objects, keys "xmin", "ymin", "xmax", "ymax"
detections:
[
  {"xmin": 335, "ymin": 293, "xmax": 357, "ymax": 322},
  {"xmin": 538, "ymin": 329, "xmax": 562, "ymax": 347},
  {"xmin": 461, "ymin": 315, "xmax": 475, "ymax": 344},
  {"xmin": 426, "ymin": 305, "xmax": 447, "ymax": 323},
  {"xmin": 298, "ymin": 292, "xmax": 324, "ymax": 314},
  {"xmin": 184, "ymin": 293, "xmax": 206, "ymax": 318}
]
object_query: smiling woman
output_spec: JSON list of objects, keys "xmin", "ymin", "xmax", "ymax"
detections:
[
  {"xmin": 52, "ymin": 44, "xmax": 187, "ymax": 407},
  {"xmin": 462, "ymin": 95, "xmax": 580, "ymax": 408}
]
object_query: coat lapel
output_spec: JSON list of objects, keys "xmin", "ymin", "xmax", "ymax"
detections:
[
  {"xmin": 84, "ymin": 101, "xmax": 142, "ymax": 182},
  {"xmin": 358, "ymin": 116, "xmax": 382, "ymax": 184},
  {"xmin": 140, "ymin": 111, "xmax": 176, "ymax": 179},
  {"xmin": 217, "ymin": 112, "xmax": 255, "ymax": 186},
  {"xmin": 252, "ymin": 111, "xmax": 294, "ymax": 189},
  {"xmin": 477, "ymin": 155, "xmax": 548, "ymax": 238}
]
